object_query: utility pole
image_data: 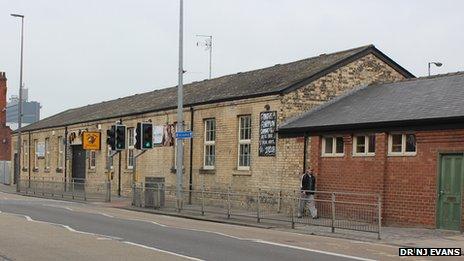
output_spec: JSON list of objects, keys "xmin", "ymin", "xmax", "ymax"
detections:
[
  {"xmin": 196, "ymin": 35, "xmax": 212, "ymax": 79},
  {"xmin": 176, "ymin": 0, "xmax": 184, "ymax": 210},
  {"xmin": 11, "ymin": 13, "xmax": 25, "ymax": 192}
]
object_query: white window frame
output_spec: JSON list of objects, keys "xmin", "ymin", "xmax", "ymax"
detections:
[
  {"xmin": 22, "ymin": 140, "xmax": 28, "ymax": 169},
  {"xmin": 44, "ymin": 138, "xmax": 50, "ymax": 169},
  {"xmin": 203, "ymin": 118, "xmax": 216, "ymax": 170},
  {"xmin": 89, "ymin": 150, "xmax": 96, "ymax": 169},
  {"xmin": 127, "ymin": 127, "xmax": 135, "ymax": 169},
  {"xmin": 321, "ymin": 136, "xmax": 344, "ymax": 157},
  {"xmin": 352, "ymin": 134, "xmax": 376, "ymax": 156},
  {"xmin": 57, "ymin": 136, "xmax": 64, "ymax": 170},
  {"xmin": 237, "ymin": 115, "xmax": 252, "ymax": 170},
  {"xmin": 388, "ymin": 133, "xmax": 417, "ymax": 156},
  {"xmin": 33, "ymin": 139, "xmax": 38, "ymax": 170}
]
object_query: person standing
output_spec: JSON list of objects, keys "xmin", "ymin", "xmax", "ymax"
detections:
[{"xmin": 298, "ymin": 168, "xmax": 318, "ymax": 219}]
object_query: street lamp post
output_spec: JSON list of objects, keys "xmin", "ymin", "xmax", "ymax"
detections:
[
  {"xmin": 428, "ymin": 62, "xmax": 443, "ymax": 76},
  {"xmin": 11, "ymin": 13, "xmax": 24, "ymax": 192},
  {"xmin": 176, "ymin": 0, "xmax": 184, "ymax": 211}
]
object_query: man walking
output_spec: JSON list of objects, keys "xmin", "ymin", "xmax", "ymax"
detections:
[{"xmin": 298, "ymin": 168, "xmax": 318, "ymax": 219}]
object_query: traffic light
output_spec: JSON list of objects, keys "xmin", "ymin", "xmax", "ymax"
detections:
[
  {"xmin": 135, "ymin": 122, "xmax": 153, "ymax": 150},
  {"xmin": 106, "ymin": 125, "xmax": 116, "ymax": 150},
  {"xmin": 115, "ymin": 124, "xmax": 126, "ymax": 150}
]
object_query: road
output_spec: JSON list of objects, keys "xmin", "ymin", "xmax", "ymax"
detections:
[{"xmin": 0, "ymin": 191, "xmax": 405, "ymax": 261}]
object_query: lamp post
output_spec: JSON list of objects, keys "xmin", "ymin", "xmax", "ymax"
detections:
[
  {"xmin": 11, "ymin": 13, "xmax": 24, "ymax": 192},
  {"xmin": 176, "ymin": 0, "xmax": 184, "ymax": 210},
  {"xmin": 428, "ymin": 62, "xmax": 442, "ymax": 76}
]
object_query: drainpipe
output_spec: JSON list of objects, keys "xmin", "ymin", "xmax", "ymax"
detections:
[
  {"xmin": 28, "ymin": 131, "xmax": 31, "ymax": 181},
  {"xmin": 188, "ymin": 107, "xmax": 194, "ymax": 204},
  {"xmin": 64, "ymin": 126, "xmax": 68, "ymax": 184},
  {"xmin": 303, "ymin": 133, "xmax": 308, "ymax": 172}
]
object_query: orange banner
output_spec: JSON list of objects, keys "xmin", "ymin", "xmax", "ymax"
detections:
[{"xmin": 82, "ymin": 131, "xmax": 101, "ymax": 150}]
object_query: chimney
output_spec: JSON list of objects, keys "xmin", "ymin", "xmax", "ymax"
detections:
[{"xmin": 0, "ymin": 72, "xmax": 7, "ymax": 126}]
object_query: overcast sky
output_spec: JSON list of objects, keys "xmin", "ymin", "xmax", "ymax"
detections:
[{"xmin": 1, "ymin": 0, "xmax": 463, "ymax": 118}]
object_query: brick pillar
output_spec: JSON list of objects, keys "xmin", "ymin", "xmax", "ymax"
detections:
[{"xmin": 0, "ymin": 72, "xmax": 11, "ymax": 161}]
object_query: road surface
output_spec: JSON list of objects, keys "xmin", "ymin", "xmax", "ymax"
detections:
[{"xmin": 0, "ymin": 191, "xmax": 405, "ymax": 261}]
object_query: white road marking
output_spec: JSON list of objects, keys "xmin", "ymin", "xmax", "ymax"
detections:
[
  {"xmin": 252, "ymin": 239, "xmax": 377, "ymax": 261},
  {"xmin": 123, "ymin": 241, "xmax": 204, "ymax": 261},
  {"xmin": 42, "ymin": 204, "xmax": 73, "ymax": 211},
  {"xmin": 96, "ymin": 212, "xmax": 114, "ymax": 218}
]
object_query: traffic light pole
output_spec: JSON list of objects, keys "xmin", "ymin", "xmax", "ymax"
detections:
[
  {"xmin": 132, "ymin": 150, "xmax": 147, "ymax": 183},
  {"xmin": 176, "ymin": 0, "xmax": 184, "ymax": 211}
]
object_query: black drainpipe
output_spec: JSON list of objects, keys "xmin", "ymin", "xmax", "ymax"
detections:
[
  {"xmin": 28, "ymin": 131, "xmax": 31, "ymax": 182},
  {"xmin": 189, "ymin": 107, "xmax": 194, "ymax": 204},
  {"xmin": 303, "ymin": 133, "xmax": 308, "ymax": 172},
  {"xmin": 64, "ymin": 126, "xmax": 68, "ymax": 184}
]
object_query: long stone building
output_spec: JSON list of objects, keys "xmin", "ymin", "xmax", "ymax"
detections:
[{"xmin": 11, "ymin": 45, "xmax": 413, "ymax": 195}]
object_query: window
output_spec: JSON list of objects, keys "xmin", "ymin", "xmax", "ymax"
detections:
[
  {"xmin": 33, "ymin": 139, "xmax": 38, "ymax": 170},
  {"xmin": 22, "ymin": 140, "xmax": 28, "ymax": 169},
  {"xmin": 238, "ymin": 115, "xmax": 252, "ymax": 170},
  {"xmin": 89, "ymin": 150, "xmax": 96, "ymax": 169},
  {"xmin": 203, "ymin": 119, "xmax": 216, "ymax": 169},
  {"xmin": 44, "ymin": 138, "xmax": 50, "ymax": 169},
  {"xmin": 127, "ymin": 127, "xmax": 135, "ymax": 169},
  {"xmin": 353, "ymin": 134, "xmax": 376, "ymax": 156},
  {"xmin": 388, "ymin": 133, "xmax": 417, "ymax": 156},
  {"xmin": 57, "ymin": 136, "xmax": 64, "ymax": 169},
  {"xmin": 322, "ymin": 136, "xmax": 344, "ymax": 156}
]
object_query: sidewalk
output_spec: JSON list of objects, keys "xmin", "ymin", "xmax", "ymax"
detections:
[{"xmin": 0, "ymin": 183, "xmax": 17, "ymax": 194}]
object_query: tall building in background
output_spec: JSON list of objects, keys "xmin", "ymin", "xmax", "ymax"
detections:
[
  {"xmin": 0, "ymin": 72, "xmax": 12, "ymax": 161},
  {"xmin": 6, "ymin": 87, "xmax": 41, "ymax": 130}
]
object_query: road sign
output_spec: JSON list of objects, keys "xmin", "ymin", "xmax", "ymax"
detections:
[{"xmin": 176, "ymin": 131, "xmax": 192, "ymax": 139}]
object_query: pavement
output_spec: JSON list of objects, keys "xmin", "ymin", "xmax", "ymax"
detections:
[{"xmin": 1, "ymin": 183, "xmax": 464, "ymax": 260}]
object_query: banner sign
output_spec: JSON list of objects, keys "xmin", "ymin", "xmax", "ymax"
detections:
[
  {"xmin": 153, "ymin": 126, "xmax": 164, "ymax": 145},
  {"xmin": 259, "ymin": 111, "xmax": 277, "ymax": 156},
  {"xmin": 82, "ymin": 131, "xmax": 101, "ymax": 150}
]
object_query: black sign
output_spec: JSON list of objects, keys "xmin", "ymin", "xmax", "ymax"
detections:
[{"xmin": 259, "ymin": 111, "xmax": 277, "ymax": 156}]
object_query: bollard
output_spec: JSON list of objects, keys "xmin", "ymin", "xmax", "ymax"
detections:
[
  {"xmin": 257, "ymin": 188, "xmax": 261, "ymax": 223},
  {"xmin": 157, "ymin": 186, "xmax": 161, "ymax": 209},
  {"xmin": 72, "ymin": 181, "xmax": 75, "ymax": 200},
  {"xmin": 107, "ymin": 182, "xmax": 112, "ymax": 203},
  {"xmin": 331, "ymin": 193, "xmax": 336, "ymax": 233},
  {"xmin": 227, "ymin": 186, "xmax": 231, "ymax": 219}
]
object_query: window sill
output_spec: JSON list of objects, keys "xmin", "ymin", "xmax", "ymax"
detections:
[
  {"xmin": 321, "ymin": 154, "xmax": 345, "ymax": 158},
  {"xmin": 233, "ymin": 169, "xmax": 251, "ymax": 176},
  {"xmin": 88, "ymin": 168, "xmax": 96, "ymax": 173},
  {"xmin": 352, "ymin": 154, "xmax": 376, "ymax": 157},
  {"xmin": 44, "ymin": 168, "xmax": 51, "ymax": 173},
  {"xmin": 199, "ymin": 168, "xmax": 215, "ymax": 175},
  {"xmin": 22, "ymin": 168, "xmax": 28, "ymax": 172},
  {"xmin": 32, "ymin": 168, "xmax": 39, "ymax": 173},
  {"xmin": 56, "ymin": 168, "xmax": 63, "ymax": 173},
  {"xmin": 387, "ymin": 152, "xmax": 417, "ymax": 157}
]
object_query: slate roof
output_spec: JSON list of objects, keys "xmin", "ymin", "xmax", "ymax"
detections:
[
  {"xmin": 279, "ymin": 72, "xmax": 464, "ymax": 134},
  {"xmin": 21, "ymin": 44, "xmax": 413, "ymax": 132}
]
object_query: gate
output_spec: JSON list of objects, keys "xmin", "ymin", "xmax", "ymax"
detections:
[{"xmin": 0, "ymin": 160, "xmax": 11, "ymax": 185}]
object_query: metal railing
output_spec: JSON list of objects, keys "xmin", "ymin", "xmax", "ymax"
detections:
[
  {"xmin": 132, "ymin": 183, "xmax": 382, "ymax": 239},
  {"xmin": 18, "ymin": 178, "xmax": 111, "ymax": 202}
]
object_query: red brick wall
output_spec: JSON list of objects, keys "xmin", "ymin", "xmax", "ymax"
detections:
[
  {"xmin": 0, "ymin": 72, "xmax": 11, "ymax": 161},
  {"xmin": 310, "ymin": 129, "xmax": 464, "ymax": 228}
]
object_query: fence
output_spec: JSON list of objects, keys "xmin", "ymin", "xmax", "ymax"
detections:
[
  {"xmin": 0, "ymin": 161, "xmax": 11, "ymax": 185},
  {"xmin": 132, "ymin": 183, "xmax": 382, "ymax": 239},
  {"xmin": 18, "ymin": 178, "xmax": 111, "ymax": 202}
]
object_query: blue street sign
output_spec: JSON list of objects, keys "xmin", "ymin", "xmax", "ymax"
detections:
[{"xmin": 176, "ymin": 131, "xmax": 193, "ymax": 139}]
